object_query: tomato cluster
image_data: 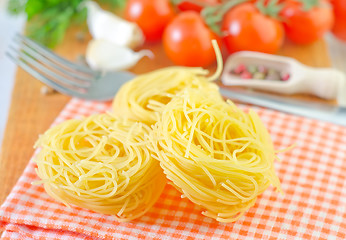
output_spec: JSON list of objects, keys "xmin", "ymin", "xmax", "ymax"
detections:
[{"xmin": 124, "ymin": 0, "xmax": 342, "ymax": 67}]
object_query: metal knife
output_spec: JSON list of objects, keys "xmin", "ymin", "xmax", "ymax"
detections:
[{"xmin": 219, "ymin": 87, "xmax": 346, "ymax": 127}]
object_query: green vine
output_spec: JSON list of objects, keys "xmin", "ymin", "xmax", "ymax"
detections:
[
  {"xmin": 201, "ymin": 0, "xmax": 249, "ymax": 35},
  {"xmin": 256, "ymin": 0, "xmax": 283, "ymax": 19},
  {"xmin": 300, "ymin": 0, "xmax": 320, "ymax": 11},
  {"xmin": 171, "ymin": 0, "xmax": 210, "ymax": 7}
]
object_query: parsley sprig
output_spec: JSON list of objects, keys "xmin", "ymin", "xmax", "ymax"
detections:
[{"xmin": 8, "ymin": 0, "xmax": 126, "ymax": 48}]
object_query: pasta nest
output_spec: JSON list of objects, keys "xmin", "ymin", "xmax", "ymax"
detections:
[
  {"xmin": 112, "ymin": 67, "xmax": 222, "ymax": 124},
  {"xmin": 34, "ymin": 113, "xmax": 166, "ymax": 222},
  {"xmin": 150, "ymin": 88, "xmax": 281, "ymax": 222}
]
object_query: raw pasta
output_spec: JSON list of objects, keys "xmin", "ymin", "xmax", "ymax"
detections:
[
  {"xmin": 112, "ymin": 66, "xmax": 222, "ymax": 124},
  {"xmin": 34, "ymin": 113, "xmax": 166, "ymax": 222},
  {"xmin": 149, "ymin": 88, "xmax": 282, "ymax": 222}
]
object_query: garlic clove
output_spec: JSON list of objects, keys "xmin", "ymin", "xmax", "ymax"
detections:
[
  {"xmin": 86, "ymin": 39, "xmax": 153, "ymax": 72},
  {"xmin": 85, "ymin": 1, "xmax": 144, "ymax": 49}
]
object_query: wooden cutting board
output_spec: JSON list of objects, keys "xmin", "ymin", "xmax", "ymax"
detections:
[{"xmin": 0, "ymin": 27, "xmax": 332, "ymax": 204}]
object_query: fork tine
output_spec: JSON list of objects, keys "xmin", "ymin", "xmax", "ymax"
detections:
[
  {"xmin": 7, "ymin": 45, "xmax": 90, "ymax": 90},
  {"xmin": 13, "ymin": 37, "xmax": 94, "ymax": 85},
  {"xmin": 6, "ymin": 51, "xmax": 86, "ymax": 98},
  {"xmin": 15, "ymin": 34, "xmax": 96, "ymax": 76}
]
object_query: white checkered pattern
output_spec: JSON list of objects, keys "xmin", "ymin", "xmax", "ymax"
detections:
[{"xmin": 0, "ymin": 98, "xmax": 345, "ymax": 239}]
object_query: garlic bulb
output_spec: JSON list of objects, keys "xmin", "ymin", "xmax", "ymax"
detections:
[
  {"xmin": 85, "ymin": 1, "xmax": 144, "ymax": 49},
  {"xmin": 86, "ymin": 39, "xmax": 153, "ymax": 71}
]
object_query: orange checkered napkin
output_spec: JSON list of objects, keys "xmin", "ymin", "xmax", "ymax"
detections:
[{"xmin": 0, "ymin": 98, "xmax": 345, "ymax": 239}]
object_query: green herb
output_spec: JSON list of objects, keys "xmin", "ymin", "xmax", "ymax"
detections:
[{"xmin": 7, "ymin": 0, "xmax": 126, "ymax": 48}]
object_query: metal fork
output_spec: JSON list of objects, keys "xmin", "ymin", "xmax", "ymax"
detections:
[{"xmin": 6, "ymin": 34, "xmax": 135, "ymax": 101}]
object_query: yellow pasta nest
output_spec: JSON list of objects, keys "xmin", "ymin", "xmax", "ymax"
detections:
[
  {"xmin": 112, "ymin": 66, "xmax": 222, "ymax": 124},
  {"xmin": 34, "ymin": 40, "xmax": 283, "ymax": 223},
  {"xmin": 34, "ymin": 113, "xmax": 166, "ymax": 222},
  {"xmin": 150, "ymin": 88, "xmax": 281, "ymax": 223}
]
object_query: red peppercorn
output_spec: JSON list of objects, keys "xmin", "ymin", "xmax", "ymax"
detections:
[
  {"xmin": 240, "ymin": 71, "xmax": 252, "ymax": 79},
  {"xmin": 234, "ymin": 64, "xmax": 246, "ymax": 74},
  {"xmin": 281, "ymin": 73, "xmax": 290, "ymax": 81}
]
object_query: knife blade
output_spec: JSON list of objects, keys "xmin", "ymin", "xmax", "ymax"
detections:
[{"xmin": 219, "ymin": 87, "xmax": 346, "ymax": 127}]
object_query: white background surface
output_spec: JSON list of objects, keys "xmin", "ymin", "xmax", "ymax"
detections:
[{"xmin": 0, "ymin": 1, "xmax": 25, "ymax": 147}]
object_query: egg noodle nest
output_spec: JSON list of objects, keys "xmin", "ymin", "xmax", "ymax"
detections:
[{"xmin": 35, "ymin": 42, "xmax": 282, "ymax": 222}]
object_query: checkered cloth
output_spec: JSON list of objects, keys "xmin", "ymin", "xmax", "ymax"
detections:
[{"xmin": 0, "ymin": 98, "xmax": 345, "ymax": 239}]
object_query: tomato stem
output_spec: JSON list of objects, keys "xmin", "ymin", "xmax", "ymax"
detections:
[
  {"xmin": 255, "ymin": 0, "xmax": 283, "ymax": 19},
  {"xmin": 298, "ymin": 0, "xmax": 320, "ymax": 11},
  {"xmin": 201, "ymin": 0, "xmax": 249, "ymax": 36},
  {"xmin": 171, "ymin": 0, "xmax": 205, "ymax": 7}
]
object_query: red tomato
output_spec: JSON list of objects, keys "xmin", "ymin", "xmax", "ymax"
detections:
[
  {"xmin": 221, "ymin": 3, "xmax": 284, "ymax": 54},
  {"xmin": 177, "ymin": 0, "xmax": 220, "ymax": 13},
  {"xmin": 280, "ymin": 0, "xmax": 334, "ymax": 44},
  {"xmin": 163, "ymin": 11, "xmax": 220, "ymax": 67},
  {"xmin": 124, "ymin": 0, "xmax": 175, "ymax": 41},
  {"xmin": 331, "ymin": 0, "xmax": 346, "ymax": 41}
]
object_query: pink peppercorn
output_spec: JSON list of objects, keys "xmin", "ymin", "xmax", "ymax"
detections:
[
  {"xmin": 281, "ymin": 73, "xmax": 290, "ymax": 81},
  {"xmin": 240, "ymin": 71, "xmax": 252, "ymax": 79},
  {"xmin": 234, "ymin": 64, "xmax": 246, "ymax": 74}
]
